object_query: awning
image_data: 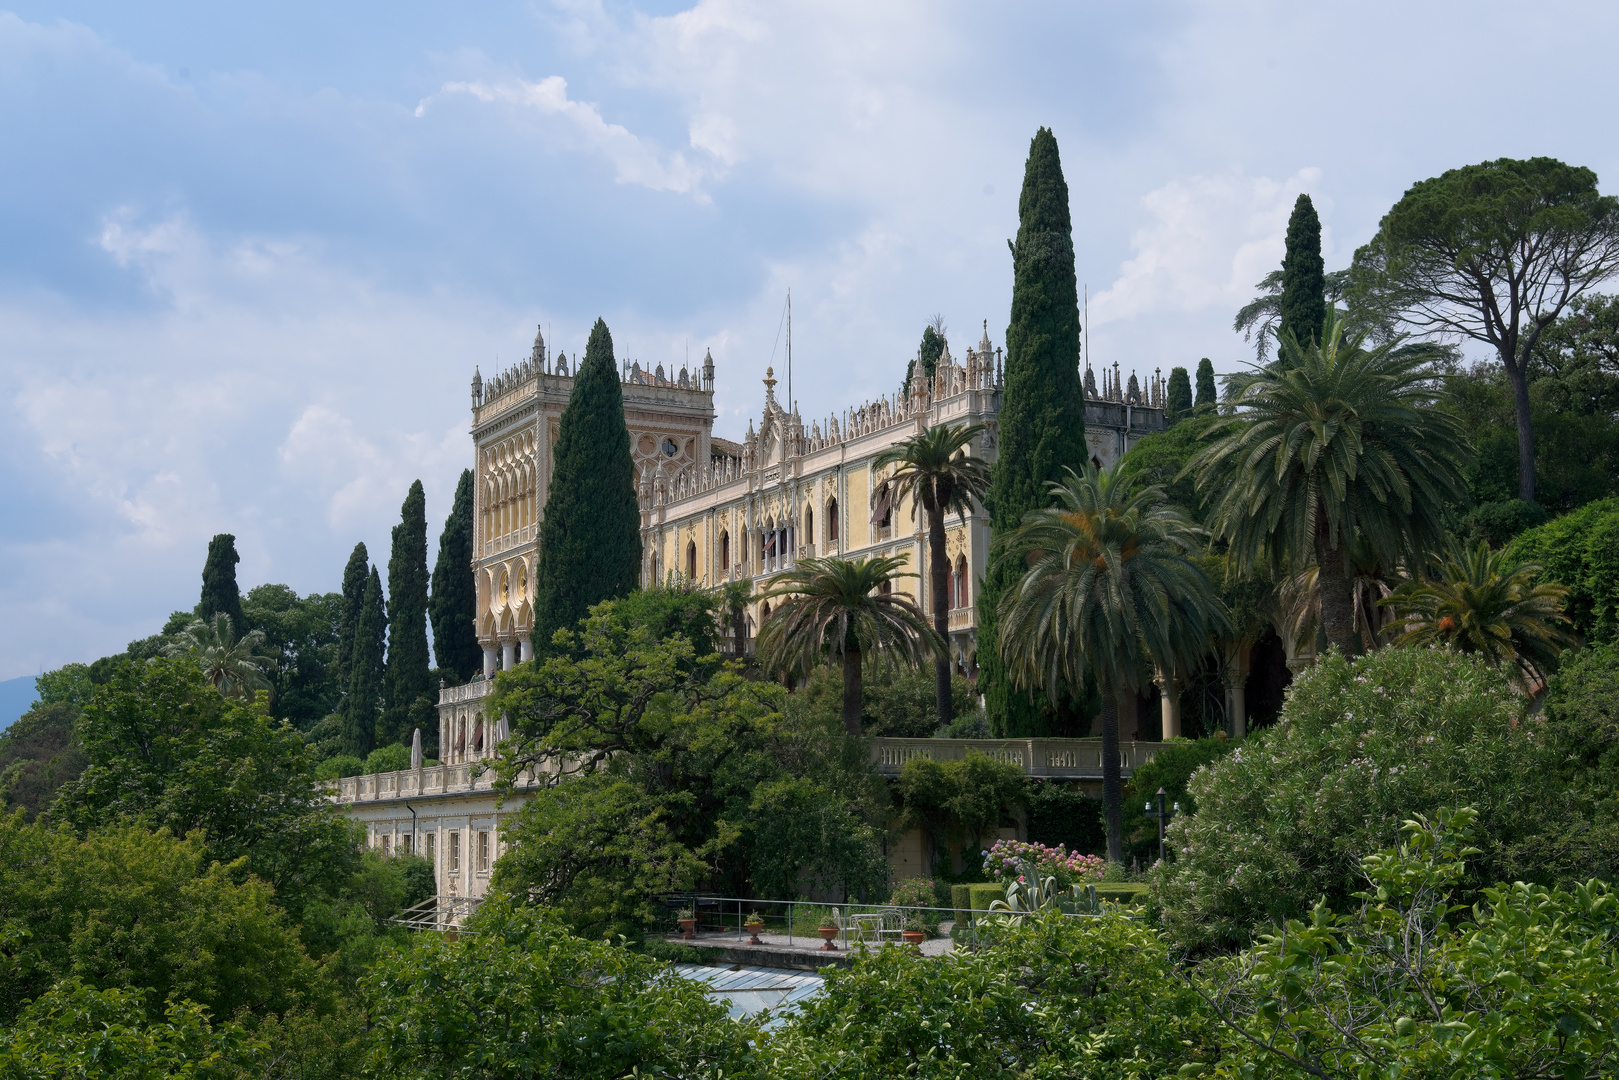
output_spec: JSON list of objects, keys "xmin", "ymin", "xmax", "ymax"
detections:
[{"xmin": 870, "ymin": 484, "xmax": 892, "ymax": 525}]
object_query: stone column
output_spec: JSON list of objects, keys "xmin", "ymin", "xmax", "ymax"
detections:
[
  {"xmin": 482, "ymin": 648, "xmax": 497, "ymax": 680},
  {"xmin": 1155, "ymin": 667, "xmax": 1181, "ymax": 741},
  {"xmin": 501, "ymin": 641, "xmax": 516, "ymax": 671},
  {"xmin": 1224, "ymin": 643, "xmax": 1253, "ymax": 740},
  {"xmin": 518, "ymin": 638, "xmax": 533, "ymax": 663}
]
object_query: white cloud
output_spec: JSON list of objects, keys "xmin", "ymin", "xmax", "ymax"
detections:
[
  {"xmin": 416, "ymin": 75, "xmax": 716, "ymax": 196},
  {"xmin": 1092, "ymin": 167, "xmax": 1328, "ymax": 327}
]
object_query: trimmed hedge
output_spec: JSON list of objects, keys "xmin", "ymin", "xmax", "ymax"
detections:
[
  {"xmin": 1508, "ymin": 497, "xmax": 1619, "ymax": 645},
  {"xmin": 951, "ymin": 883, "xmax": 1007, "ymax": 921}
]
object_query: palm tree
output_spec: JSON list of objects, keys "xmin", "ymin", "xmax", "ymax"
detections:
[
  {"xmin": 756, "ymin": 555, "xmax": 943, "ymax": 735},
  {"xmin": 719, "ymin": 578, "xmax": 752, "ymax": 658},
  {"xmin": 1188, "ymin": 312, "xmax": 1472, "ymax": 656},
  {"xmin": 996, "ymin": 466, "xmax": 1225, "ymax": 862},
  {"xmin": 165, "ymin": 613, "xmax": 275, "ymax": 699},
  {"xmin": 873, "ymin": 422, "xmax": 991, "ymax": 725},
  {"xmin": 1383, "ymin": 540, "xmax": 1580, "ymax": 692}
]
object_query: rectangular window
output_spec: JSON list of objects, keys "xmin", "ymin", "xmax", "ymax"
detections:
[
  {"xmin": 381, "ymin": 835, "xmax": 391, "ymax": 856},
  {"xmin": 427, "ymin": 833, "xmax": 436, "ymax": 865},
  {"xmin": 478, "ymin": 831, "xmax": 490, "ymax": 872},
  {"xmin": 450, "ymin": 831, "xmax": 461, "ymax": 873}
]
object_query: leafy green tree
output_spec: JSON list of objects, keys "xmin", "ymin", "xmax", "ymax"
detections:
[
  {"xmin": 1116, "ymin": 411, "xmax": 1219, "ymax": 522},
  {"xmin": 242, "ymin": 583, "xmax": 342, "ymax": 730},
  {"xmin": 197, "ymin": 533, "xmax": 245, "ymax": 630},
  {"xmin": 1155, "ymin": 646, "xmax": 1567, "ymax": 953},
  {"xmin": 1508, "ymin": 496, "xmax": 1619, "ymax": 645},
  {"xmin": 1202, "ymin": 808, "xmax": 1619, "ymax": 1080},
  {"xmin": 874, "ymin": 422, "xmax": 991, "ymax": 725},
  {"xmin": 0, "ymin": 818, "xmax": 326, "ymax": 1025},
  {"xmin": 336, "ymin": 541, "xmax": 369, "ymax": 693},
  {"xmin": 1165, "ymin": 364, "xmax": 1192, "ymax": 421},
  {"xmin": 1531, "ymin": 643, "xmax": 1619, "ymax": 879},
  {"xmin": 979, "ymin": 127, "xmax": 1089, "ymax": 739},
  {"xmin": 903, "ymin": 318, "xmax": 948, "ymax": 395},
  {"xmin": 766, "ymin": 908, "xmax": 1211, "ymax": 1078},
  {"xmin": 745, "ymin": 775, "xmax": 887, "ymax": 900},
  {"xmin": 0, "ymin": 704, "xmax": 85, "ymax": 821},
  {"xmin": 164, "ymin": 613, "xmax": 274, "ymax": 699},
  {"xmin": 1350, "ymin": 157, "xmax": 1619, "ymax": 503},
  {"xmin": 897, "ymin": 753, "xmax": 1027, "ymax": 874},
  {"xmin": 382, "ymin": 480, "xmax": 432, "ymax": 748},
  {"xmin": 757, "ymin": 555, "xmax": 942, "ymax": 736},
  {"xmin": 1385, "ymin": 539, "xmax": 1579, "ymax": 689},
  {"xmin": 1280, "ymin": 193, "xmax": 1326, "ymax": 348},
  {"xmin": 531, "ymin": 318, "xmax": 641, "ymax": 654},
  {"xmin": 343, "ymin": 568, "xmax": 386, "ymax": 757},
  {"xmin": 364, "ymin": 897, "xmax": 761, "ymax": 1080},
  {"xmin": 1118, "ymin": 736, "xmax": 1232, "ymax": 864},
  {"xmin": 995, "ymin": 465, "xmax": 1224, "ymax": 862},
  {"xmin": 1190, "ymin": 313, "xmax": 1472, "ymax": 655},
  {"xmin": 790, "ymin": 662, "xmax": 979, "ymax": 738},
  {"xmin": 1195, "ymin": 357, "xmax": 1217, "ymax": 408},
  {"xmin": 51, "ymin": 658, "xmax": 357, "ymax": 912},
  {"xmin": 0, "ymin": 978, "xmax": 262, "ymax": 1079},
  {"xmin": 33, "ymin": 664, "xmax": 93, "ymax": 709},
  {"xmin": 430, "ymin": 468, "xmax": 481, "ymax": 683}
]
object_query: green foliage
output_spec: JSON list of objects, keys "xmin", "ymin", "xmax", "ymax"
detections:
[
  {"xmin": 336, "ymin": 541, "xmax": 369, "ymax": 694},
  {"xmin": 981, "ymin": 127, "xmax": 1089, "ymax": 740},
  {"xmin": 1463, "ymin": 496, "xmax": 1547, "ymax": 546},
  {"xmin": 242, "ymin": 583, "xmax": 343, "ymax": 731},
  {"xmin": 1025, "ymin": 781, "xmax": 1104, "ymax": 856},
  {"xmin": 1155, "ymin": 647, "xmax": 1556, "ymax": 953},
  {"xmin": 898, "ymin": 752, "xmax": 1026, "ymax": 871},
  {"xmin": 531, "ymin": 318, "xmax": 641, "ymax": 656},
  {"xmin": 362, "ymin": 743, "xmax": 411, "ymax": 774},
  {"xmin": 383, "ymin": 480, "xmax": 433, "ymax": 749},
  {"xmin": 313, "ymin": 754, "xmax": 364, "ymax": 781},
  {"xmin": 1195, "ymin": 356, "xmax": 1216, "ymax": 408},
  {"xmin": 766, "ymin": 908, "xmax": 1210, "ymax": 1079},
  {"xmin": 343, "ymin": 568, "xmax": 386, "ymax": 757},
  {"xmin": 52, "ymin": 658, "xmax": 358, "ymax": 914},
  {"xmin": 1119, "ymin": 737, "xmax": 1232, "ymax": 865},
  {"xmin": 1202, "ymin": 808, "xmax": 1619, "ymax": 1080},
  {"xmin": 0, "ymin": 818, "xmax": 325, "ymax": 1025},
  {"xmin": 904, "ymin": 321, "xmax": 947, "ymax": 394},
  {"xmin": 429, "ymin": 468, "xmax": 481, "ymax": 683},
  {"xmin": 1351, "ymin": 156, "xmax": 1619, "ymax": 503},
  {"xmin": 0, "ymin": 978, "xmax": 261, "ymax": 1080},
  {"xmin": 1191, "ymin": 312, "xmax": 1471, "ymax": 653},
  {"xmin": 758, "ymin": 555, "xmax": 942, "ymax": 736},
  {"xmin": 198, "ymin": 533, "xmax": 245, "ymax": 631},
  {"xmin": 1165, "ymin": 364, "xmax": 1192, "ymax": 420},
  {"xmin": 1509, "ymin": 496, "xmax": 1619, "ymax": 645},
  {"xmin": 0, "ymin": 704, "xmax": 86, "ymax": 821},
  {"xmin": 1527, "ymin": 642, "xmax": 1619, "ymax": 880},
  {"xmin": 34, "ymin": 664, "xmax": 93, "ymax": 710},
  {"xmin": 165, "ymin": 612, "xmax": 275, "ymax": 699},
  {"xmin": 1280, "ymin": 193, "xmax": 1326, "ymax": 348},
  {"xmin": 604, "ymin": 581, "xmax": 720, "ymax": 657},
  {"xmin": 364, "ymin": 897, "xmax": 760, "ymax": 1080},
  {"xmin": 1116, "ymin": 411, "xmax": 1218, "ymax": 521},
  {"xmin": 790, "ymin": 662, "xmax": 979, "ymax": 737},
  {"xmin": 298, "ymin": 849, "xmax": 434, "ymax": 994},
  {"xmin": 491, "ymin": 598, "xmax": 887, "ymax": 935}
]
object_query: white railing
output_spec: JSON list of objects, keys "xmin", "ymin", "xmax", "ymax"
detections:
[
  {"xmin": 330, "ymin": 761, "xmax": 533, "ymax": 804},
  {"xmin": 438, "ymin": 680, "xmax": 493, "ymax": 706},
  {"xmin": 869, "ymin": 738, "xmax": 1164, "ymax": 779}
]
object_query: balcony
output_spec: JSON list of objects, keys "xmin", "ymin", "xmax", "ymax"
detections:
[
  {"xmin": 947, "ymin": 607, "xmax": 975, "ymax": 631},
  {"xmin": 869, "ymin": 738, "xmax": 1165, "ymax": 780}
]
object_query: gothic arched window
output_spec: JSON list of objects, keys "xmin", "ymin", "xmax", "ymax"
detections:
[
  {"xmin": 686, "ymin": 540, "xmax": 697, "ymax": 580},
  {"xmin": 719, "ymin": 530, "xmax": 730, "ymax": 570},
  {"xmin": 826, "ymin": 497, "xmax": 839, "ymax": 542}
]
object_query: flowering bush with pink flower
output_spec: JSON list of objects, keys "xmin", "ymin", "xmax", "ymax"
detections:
[{"xmin": 982, "ymin": 839, "xmax": 1104, "ymax": 889}]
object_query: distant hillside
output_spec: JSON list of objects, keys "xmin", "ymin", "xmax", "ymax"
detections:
[{"xmin": 0, "ymin": 675, "xmax": 37, "ymax": 734}]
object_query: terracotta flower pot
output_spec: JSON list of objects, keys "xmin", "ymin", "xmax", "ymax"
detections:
[
  {"xmin": 745, "ymin": 921, "xmax": 765, "ymax": 945},
  {"xmin": 818, "ymin": 926, "xmax": 840, "ymax": 951},
  {"xmin": 678, "ymin": 917, "xmax": 698, "ymax": 940},
  {"xmin": 901, "ymin": 929, "xmax": 925, "ymax": 945}
]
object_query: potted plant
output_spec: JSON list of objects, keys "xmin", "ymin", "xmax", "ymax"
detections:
[
  {"xmin": 900, "ymin": 915, "xmax": 926, "ymax": 946},
  {"xmin": 675, "ymin": 905, "xmax": 698, "ymax": 940},
  {"xmin": 817, "ymin": 909, "xmax": 841, "ymax": 951},
  {"xmin": 743, "ymin": 911, "xmax": 766, "ymax": 945}
]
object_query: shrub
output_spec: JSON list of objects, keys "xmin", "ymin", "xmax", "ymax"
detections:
[
  {"xmin": 1024, "ymin": 780, "xmax": 1104, "ymax": 855},
  {"xmin": 1508, "ymin": 495, "xmax": 1619, "ymax": 644},
  {"xmin": 897, "ymin": 752, "xmax": 1026, "ymax": 875},
  {"xmin": 1120, "ymin": 736, "xmax": 1232, "ymax": 864},
  {"xmin": 362, "ymin": 743, "xmax": 410, "ymax": 774},
  {"xmin": 314, "ymin": 754, "xmax": 364, "ymax": 780},
  {"xmin": 1154, "ymin": 646, "xmax": 1547, "ymax": 952},
  {"xmin": 981, "ymin": 838, "xmax": 1102, "ymax": 889}
]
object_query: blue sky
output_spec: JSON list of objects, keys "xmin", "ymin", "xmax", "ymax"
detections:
[{"xmin": 3, "ymin": 0, "xmax": 1617, "ymax": 679}]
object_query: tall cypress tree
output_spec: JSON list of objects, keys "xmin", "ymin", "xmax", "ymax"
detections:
[
  {"xmin": 531, "ymin": 318, "xmax": 641, "ymax": 654},
  {"xmin": 343, "ymin": 567, "xmax": 386, "ymax": 757},
  {"xmin": 431, "ymin": 469, "xmax": 481, "ymax": 683},
  {"xmin": 1195, "ymin": 358, "xmax": 1217, "ymax": 410},
  {"xmin": 1279, "ymin": 193, "xmax": 1326, "ymax": 348},
  {"xmin": 978, "ymin": 127, "xmax": 1089, "ymax": 738},
  {"xmin": 382, "ymin": 480, "xmax": 432, "ymax": 747},
  {"xmin": 1166, "ymin": 366, "xmax": 1192, "ymax": 422},
  {"xmin": 198, "ymin": 534, "xmax": 245, "ymax": 632},
  {"xmin": 337, "ymin": 542, "xmax": 369, "ymax": 693},
  {"xmin": 903, "ymin": 324, "xmax": 947, "ymax": 394}
]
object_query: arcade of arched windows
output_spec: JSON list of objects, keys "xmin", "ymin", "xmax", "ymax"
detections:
[{"xmin": 480, "ymin": 432, "xmax": 539, "ymax": 555}]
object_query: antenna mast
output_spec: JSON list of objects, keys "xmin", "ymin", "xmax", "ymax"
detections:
[
  {"xmin": 1084, "ymin": 284, "xmax": 1090, "ymax": 381},
  {"xmin": 787, "ymin": 288, "xmax": 792, "ymax": 412}
]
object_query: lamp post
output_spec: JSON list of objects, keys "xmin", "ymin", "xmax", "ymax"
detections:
[{"xmin": 1145, "ymin": 787, "xmax": 1179, "ymax": 865}]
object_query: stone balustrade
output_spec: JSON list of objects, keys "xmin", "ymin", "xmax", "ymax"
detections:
[
  {"xmin": 869, "ymin": 738, "xmax": 1165, "ymax": 779},
  {"xmin": 329, "ymin": 762, "xmax": 539, "ymax": 804}
]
